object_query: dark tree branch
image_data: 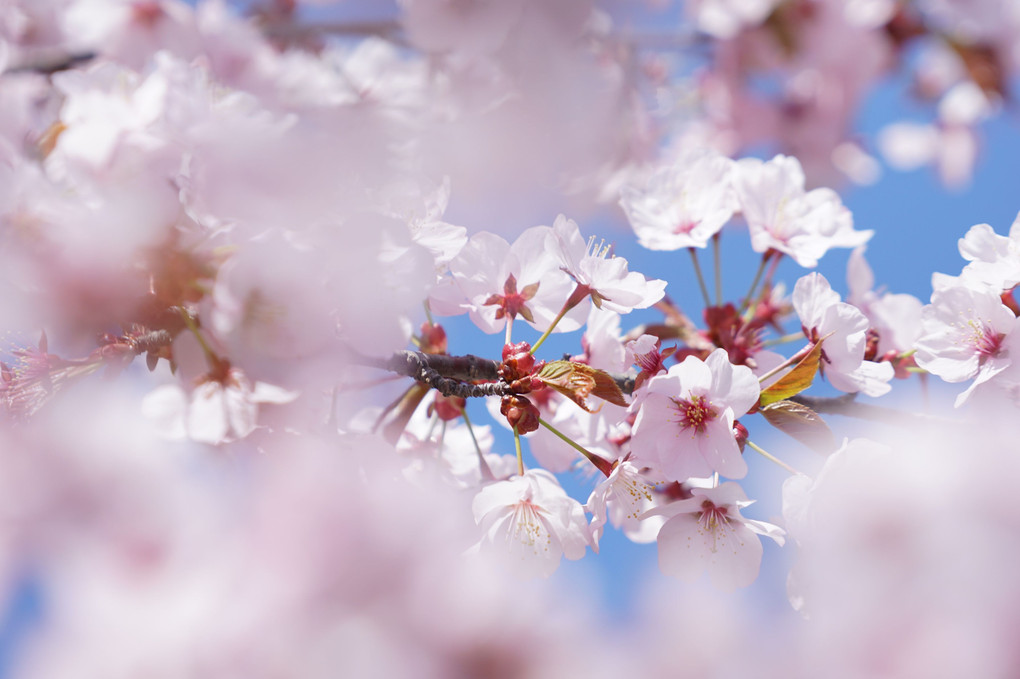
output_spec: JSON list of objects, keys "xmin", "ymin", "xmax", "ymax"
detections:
[
  {"xmin": 362, "ymin": 350, "xmax": 512, "ymax": 399},
  {"xmin": 361, "ymin": 351, "xmax": 938, "ymax": 428}
]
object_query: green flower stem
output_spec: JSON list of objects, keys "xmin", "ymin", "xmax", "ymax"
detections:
[
  {"xmin": 177, "ymin": 306, "xmax": 221, "ymax": 368},
  {"xmin": 461, "ymin": 408, "xmax": 494, "ymax": 481},
  {"xmin": 513, "ymin": 425, "xmax": 524, "ymax": 477},
  {"xmin": 530, "ymin": 292, "xmax": 578, "ymax": 354},
  {"xmin": 739, "ymin": 251, "xmax": 771, "ymax": 315},
  {"xmin": 712, "ymin": 233, "xmax": 722, "ymax": 307},
  {"xmin": 747, "ymin": 439, "xmax": 803, "ymax": 476},
  {"xmin": 763, "ymin": 332, "xmax": 806, "ymax": 348},
  {"xmin": 688, "ymin": 247, "xmax": 711, "ymax": 309},
  {"xmin": 538, "ymin": 417, "xmax": 613, "ymax": 477}
]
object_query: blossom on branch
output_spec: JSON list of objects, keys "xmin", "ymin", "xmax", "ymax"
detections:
[
  {"xmin": 629, "ymin": 348, "xmax": 759, "ymax": 482},
  {"xmin": 648, "ymin": 481, "xmax": 784, "ymax": 591},
  {"xmin": 914, "ymin": 278, "xmax": 1020, "ymax": 406},
  {"xmin": 548, "ymin": 215, "xmax": 666, "ymax": 314},
  {"xmin": 142, "ymin": 364, "xmax": 297, "ymax": 444},
  {"xmin": 619, "ymin": 147, "xmax": 738, "ymax": 251},
  {"xmin": 472, "ymin": 469, "xmax": 590, "ymax": 578},
  {"xmin": 793, "ymin": 272, "xmax": 894, "ymax": 397},
  {"xmin": 733, "ymin": 154, "xmax": 871, "ymax": 268},
  {"xmin": 428, "ymin": 226, "xmax": 584, "ymax": 334}
]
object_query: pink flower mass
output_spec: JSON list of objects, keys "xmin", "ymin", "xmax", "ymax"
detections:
[{"xmin": 2, "ymin": 1, "xmax": 1020, "ymax": 676}]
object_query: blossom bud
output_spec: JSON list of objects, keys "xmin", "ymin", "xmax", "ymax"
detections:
[
  {"xmin": 732, "ymin": 420, "xmax": 749, "ymax": 453},
  {"xmin": 509, "ymin": 375, "xmax": 535, "ymax": 394},
  {"xmin": 863, "ymin": 328, "xmax": 880, "ymax": 362},
  {"xmin": 501, "ymin": 341, "xmax": 536, "ymax": 373},
  {"xmin": 420, "ymin": 322, "xmax": 448, "ymax": 354},
  {"xmin": 500, "ymin": 394, "xmax": 540, "ymax": 434},
  {"xmin": 429, "ymin": 393, "xmax": 465, "ymax": 421},
  {"xmin": 499, "ymin": 342, "xmax": 545, "ymax": 388}
]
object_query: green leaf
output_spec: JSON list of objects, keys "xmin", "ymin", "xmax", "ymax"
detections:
[
  {"xmin": 537, "ymin": 360, "xmax": 628, "ymax": 411},
  {"xmin": 760, "ymin": 399, "xmax": 836, "ymax": 454},
  {"xmin": 759, "ymin": 337, "xmax": 826, "ymax": 407}
]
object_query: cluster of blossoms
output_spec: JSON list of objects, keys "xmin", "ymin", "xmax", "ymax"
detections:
[
  {"xmin": 0, "ymin": 0, "xmax": 1019, "ymax": 676},
  {"xmin": 393, "ymin": 144, "xmax": 912, "ymax": 588}
]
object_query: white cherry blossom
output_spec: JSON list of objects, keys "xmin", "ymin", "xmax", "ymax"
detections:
[
  {"xmin": 956, "ymin": 212, "xmax": 1020, "ymax": 293},
  {"xmin": 142, "ymin": 366, "xmax": 297, "ymax": 444},
  {"xmin": 586, "ymin": 459, "xmax": 663, "ymax": 551},
  {"xmin": 648, "ymin": 482, "xmax": 784, "ymax": 591},
  {"xmin": 548, "ymin": 214, "xmax": 667, "ymax": 314},
  {"xmin": 428, "ymin": 225, "xmax": 583, "ymax": 335},
  {"xmin": 914, "ymin": 279, "xmax": 1020, "ymax": 406},
  {"xmin": 793, "ymin": 272, "xmax": 894, "ymax": 397},
  {"xmin": 629, "ymin": 348, "xmax": 759, "ymax": 482},
  {"xmin": 847, "ymin": 246, "xmax": 924, "ymax": 357},
  {"xmin": 471, "ymin": 469, "xmax": 590, "ymax": 578},
  {"xmin": 619, "ymin": 147, "xmax": 738, "ymax": 251},
  {"xmin": 734, "ymin": 154, "xmax": 871, "ymax": 268}
]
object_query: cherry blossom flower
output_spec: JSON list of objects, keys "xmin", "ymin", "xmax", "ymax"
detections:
[
  {"xmin": 733, "ymin": 154, "xmax": 871, "ymax": 268},
  {"xmin": 647, "ymin": 482, "xmax": 784, "ymax": 591},
  {"xmin": 626, "ymin": 334, "xmax": 671, "ymax": 391},
  {"xmin": 586, "ymin": 459, "xmax": 662, "ymax": 551},
  {"xmin": 629, "ymin": 348, "xmax": 759, "ymax": 482},
  {"xmin": 548, "ymin": 214, "xmax": 666, "ymax": 314},
  {"xmin": 685, "ymin": 0, "xmax": 779, "ymax": 38},
  {"xmin": 955, "ymin": 212, "xmax": 1020, "ymax": 292},
  {"xmin": 619, "ymin": 147, "xmax": 738, "ymax": 251},
  {"xmin": 429, "ymin": 226, "xmax": 584, "ymax": 335},
  {"xmin": 471, "ymin": 469, "xmax": 590, "ymax": 578},
  {"xmin": 913, "ymin": 279, "xmax": 1020, "ymax": 406},
  {"xmin": 847, "ymin": 246, "xmax": 923, "ymax": 358},
  {"xmin": 793, "ymin": 272, "xmax": 894, "ymax": 397},
  {"xmin": 141, "ymin": 364, "xmax": 297, "ymax": 444}
]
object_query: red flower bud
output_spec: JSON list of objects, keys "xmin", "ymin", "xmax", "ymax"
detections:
[
  {"xmin": 500, "ymin": 394, "xmax": 540, "ymax": 434},
  {"xmin": 498, "ymin": 342, "xmax": 545, "ymax": 389},
  {"xmin": 420, "ymin": 322, "xmax": 448, "ymax": 354},
  {"xmin": 732, "ymin": 420, "xmax": 749, "ymax": 453},
  {"xmin": 429, "ymin": 393, "xmax": 465, "ymax": 421}
]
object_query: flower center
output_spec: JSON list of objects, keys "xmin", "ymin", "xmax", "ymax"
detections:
[
  {"xmin": 483, "ymin": 273, "xmax": 539, "ymax": 323},
  {"xmin": 671, "ymin": 394, "xmax": 717, "ymax": 434},
  {"xmin": 967, "ymin": 319, "xmax": 1005, "ymax": 360},
  {"xmin": 673, "ymin": 218, "xmax": 701, "ymax": 235},
  {"xmin": 510, "ymin": 499, "xmax": 549, "ymax": 552},
  {"xmin": 585, "ymin": 235, "xmax": 613, "ymax": 260},
  {"xmin": 697, "ymin": 499, "xmax": 730, "ymax": 553}
]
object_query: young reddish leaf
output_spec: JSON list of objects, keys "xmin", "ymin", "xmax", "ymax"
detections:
[
  {"xmin": 760, "ymin": 399, "xmax": 836, "ymax": 454},
  {"xmin": 759, "ymin": 337, "xmax": 826, "ymax": 407},
  {"xmin": 537, "ymin": 360, "xmax": 628, "ymax": 411}
]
